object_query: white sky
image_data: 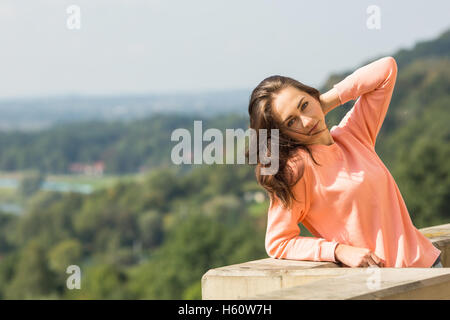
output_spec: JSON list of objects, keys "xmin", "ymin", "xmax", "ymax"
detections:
[{"xmin": 0, "ymin": 0, "xmax": 449, "ymax": 99}]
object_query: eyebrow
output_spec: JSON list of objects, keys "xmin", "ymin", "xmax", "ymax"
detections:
[{"xmin": 283, "ymin": 96, "xmax": 305, "ymax": 124}]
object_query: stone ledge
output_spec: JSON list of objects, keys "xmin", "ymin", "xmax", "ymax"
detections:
[
  {"xmin": 244, "ymin": 268, "xmax": 450, "ymax": 300},
  {"xmin": 201, "ymin": 258, "xmax": 340, "ymax": 299},
  {"xmin": 419, "ymin": 223, "xmax": 450, "ymax": 267},
  {"xmin": 202, "ymin": 223, "xmax": 450, "ymax": 300}
]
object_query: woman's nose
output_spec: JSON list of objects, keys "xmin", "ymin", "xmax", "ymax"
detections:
[{"xmin": 300, "ymin": 116, "xmax": 315, "ymax": 130}]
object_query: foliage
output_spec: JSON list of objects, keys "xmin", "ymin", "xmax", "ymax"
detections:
[{"xmin": 0, "ymin": 29, "xmax": 448, "ymax": 299}]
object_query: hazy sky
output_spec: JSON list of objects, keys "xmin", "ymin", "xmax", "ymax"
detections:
[{"xmin": 0, "ymin": 0, "xmax": 449, "ymax": 99}]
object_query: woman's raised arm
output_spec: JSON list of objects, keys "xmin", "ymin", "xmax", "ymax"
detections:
[{"xmin": 332, "ymin": 56, "xmax": 398, "ymax": 148}]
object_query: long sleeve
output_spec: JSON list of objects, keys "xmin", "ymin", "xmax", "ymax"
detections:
[
  {"xmin": 265, "ymin": 163, "xmax": 340, "ymax": 262},
  {"xmin": 333, "ymin": 56, "xmax": 398, "ymax": 148}
]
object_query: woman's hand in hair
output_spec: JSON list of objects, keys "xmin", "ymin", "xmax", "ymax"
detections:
[
  {"xmin": 319, "ymin": 87, "xmax": 341, "ymax": 116},
  {"xmin": 334, "ymin": 243, "xmax": 385, "ymax": 268}
]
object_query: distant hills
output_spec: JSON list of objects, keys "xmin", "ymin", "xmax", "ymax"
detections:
[
  {"xmin": 320, "ymin": 28, "xmax": 450, "ymax": 132},
  {"xmin": 0, "ymin": 28, "xmax": 448, "ymax": 132},
  {"xmin": 0, "ymin": 89, "xmax": 251, "ymax": 132}
]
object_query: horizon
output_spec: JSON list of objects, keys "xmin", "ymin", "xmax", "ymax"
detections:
[{"xmin": 0, "ymin": 1, "xmax": 449, "ymax": 100}]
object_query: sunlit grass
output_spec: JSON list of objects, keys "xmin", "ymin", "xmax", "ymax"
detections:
[
  {"xmin": 0, "ymin": 187, "xmax": 16, "ymax": 201},
  {"xmin": 0, "ymin": 170, "xmax": 143, "ymax": 192}
]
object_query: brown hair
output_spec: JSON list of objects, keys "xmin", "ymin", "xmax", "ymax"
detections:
[{"xmin": 246, "ymin": 75, "xmax": 325, "ymax": 210}]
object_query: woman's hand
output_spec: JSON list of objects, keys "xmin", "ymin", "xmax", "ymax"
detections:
[
  {"xmin": 319, "ymin": 87, "xmax": 341, "ymax": 116},
  {"xmin": 334, "ymin": 244, "xmax": 385, "ymax": 268}
]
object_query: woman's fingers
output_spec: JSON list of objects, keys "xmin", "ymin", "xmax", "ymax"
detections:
[
  {"xmin": 367, "ymin": 256, "xmax": 379, "ymax": 268},
  {"xmin": 369, "ymin": 253, "xmax": 383, "ymax": 267}
]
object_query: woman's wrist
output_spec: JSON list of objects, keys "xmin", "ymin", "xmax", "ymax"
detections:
[{"xmin": 320, "ymin": 87, "xmax": 341, "ymax": 116}]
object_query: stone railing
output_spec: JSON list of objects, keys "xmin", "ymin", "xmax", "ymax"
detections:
[{"xmin": 201, "ymin": 223, "xmax": 450, "ymax": 299}]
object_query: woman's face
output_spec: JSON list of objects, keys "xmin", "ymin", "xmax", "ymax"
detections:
[{"xmin": 271, "ymin": 86, "xmax": 328, "ymax": 145}]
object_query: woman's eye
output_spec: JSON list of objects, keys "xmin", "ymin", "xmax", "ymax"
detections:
[
  {"xmin": 287, "ymin": 118, "xmax": 296, "ymax": 127},
  {"xmin": 301, "ymin": 101, "xmax": 308, "ymax": 110}
]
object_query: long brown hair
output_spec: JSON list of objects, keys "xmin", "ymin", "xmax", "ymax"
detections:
[{"xmin": 246, "ymin": 75, "xmax": 324, "ymax": 210}]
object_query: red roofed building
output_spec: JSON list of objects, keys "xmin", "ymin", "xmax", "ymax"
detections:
[{"xmin": 69, "ymin": 161, "xmax": 105, "ymax": 176}]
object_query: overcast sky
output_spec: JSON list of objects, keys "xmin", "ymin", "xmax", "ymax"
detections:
[{"xmin": 0, "ymin": 0, "xmax": 449, "ymax": 99}]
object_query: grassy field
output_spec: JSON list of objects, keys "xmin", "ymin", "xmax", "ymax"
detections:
[
  {"xmin": 0, "ymin": 187, "xmax": 16, "ymax": 202},
  {"xmin": 45, "ymin": 173, "xmax": 137, "ymax": 189},
  {"xmin": 0, "ymin": 171, "xmax": 145, "ymax": 213},
  {"xmin": 0, "ymin": 170, "xmax": 143, "ymax": 193}
]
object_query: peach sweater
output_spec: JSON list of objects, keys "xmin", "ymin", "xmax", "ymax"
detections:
[{"xmin": 265, "ymin": 56, "xmax": 441, "ymax": 267}]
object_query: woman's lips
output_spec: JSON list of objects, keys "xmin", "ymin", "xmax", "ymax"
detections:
[{"xmin": 308, "ymin": 122, "xmax": 318, "ymax": 134}]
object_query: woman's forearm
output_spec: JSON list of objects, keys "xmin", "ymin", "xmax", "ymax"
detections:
[{"xmin": 319, "ymin": 87, "xmax": 341, "ymax": 116}]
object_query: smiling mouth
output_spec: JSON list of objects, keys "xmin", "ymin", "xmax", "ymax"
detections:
[{"xmin": 308, "ymin": 122, "xmax": 319, "ymax": 135}]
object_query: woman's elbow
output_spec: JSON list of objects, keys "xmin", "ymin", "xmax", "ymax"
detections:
[
  {"xmin": 266, "ymin": 247, "xmax": 279, "ymax": 259},
  {"xmin": 385, "ymin": 56, "xmax": 398, "ymax": 74},
  {"xmin": 265, "ymin": 239, "xmax": 283, "ymax": 259},
  {"xmin": 380, "ymin": 56, "xmax": 398, "ymax": 87},
  {"xmin": 265, "ymin": 239, "xmax": 275, "ymax": 258}
]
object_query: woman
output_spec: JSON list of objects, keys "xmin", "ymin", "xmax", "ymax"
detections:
[{"xmin": 247, "ymin": 56, "xmax": 442, "ymax": 268}]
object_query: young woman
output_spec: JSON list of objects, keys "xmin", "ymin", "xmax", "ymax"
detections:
[{"xmin": 247, "ymin": 56, "xmax": 442, "ymax": 268}]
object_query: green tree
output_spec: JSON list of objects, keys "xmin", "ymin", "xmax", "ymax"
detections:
[
  {"xmin": 48, "ymin": 239, "xmax": 83, "ymax": 275},
  {"xmin": 18, "ymin": 170, "xmax": 45, "ymax": 198},
  {"xmin": 138, "ymin": 210, "xmax": 163, "ymax": 249},
  {"xmin": 5, "ymin": 239, "xmax": 57, "ymax": 299},
  {"xmin": 127, "ymin": 211, "xmax": 265, "ymax": 299},
  {"xmin": 67, "ymin": 264, "xmax": 129, "ymax": 299},
  {"xmin": 393, "ymin": 137, "xmax": 450, "ymax": 228}
]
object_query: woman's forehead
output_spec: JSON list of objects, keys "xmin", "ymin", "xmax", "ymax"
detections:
[{"xmin": 272, "ymin": 87, "xmax": 307, "ymax": 119}]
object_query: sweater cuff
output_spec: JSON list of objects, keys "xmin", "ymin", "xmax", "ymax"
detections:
[{"xmin": 321, "ymin": 241, "xmax": 340, "ymax": 263}]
